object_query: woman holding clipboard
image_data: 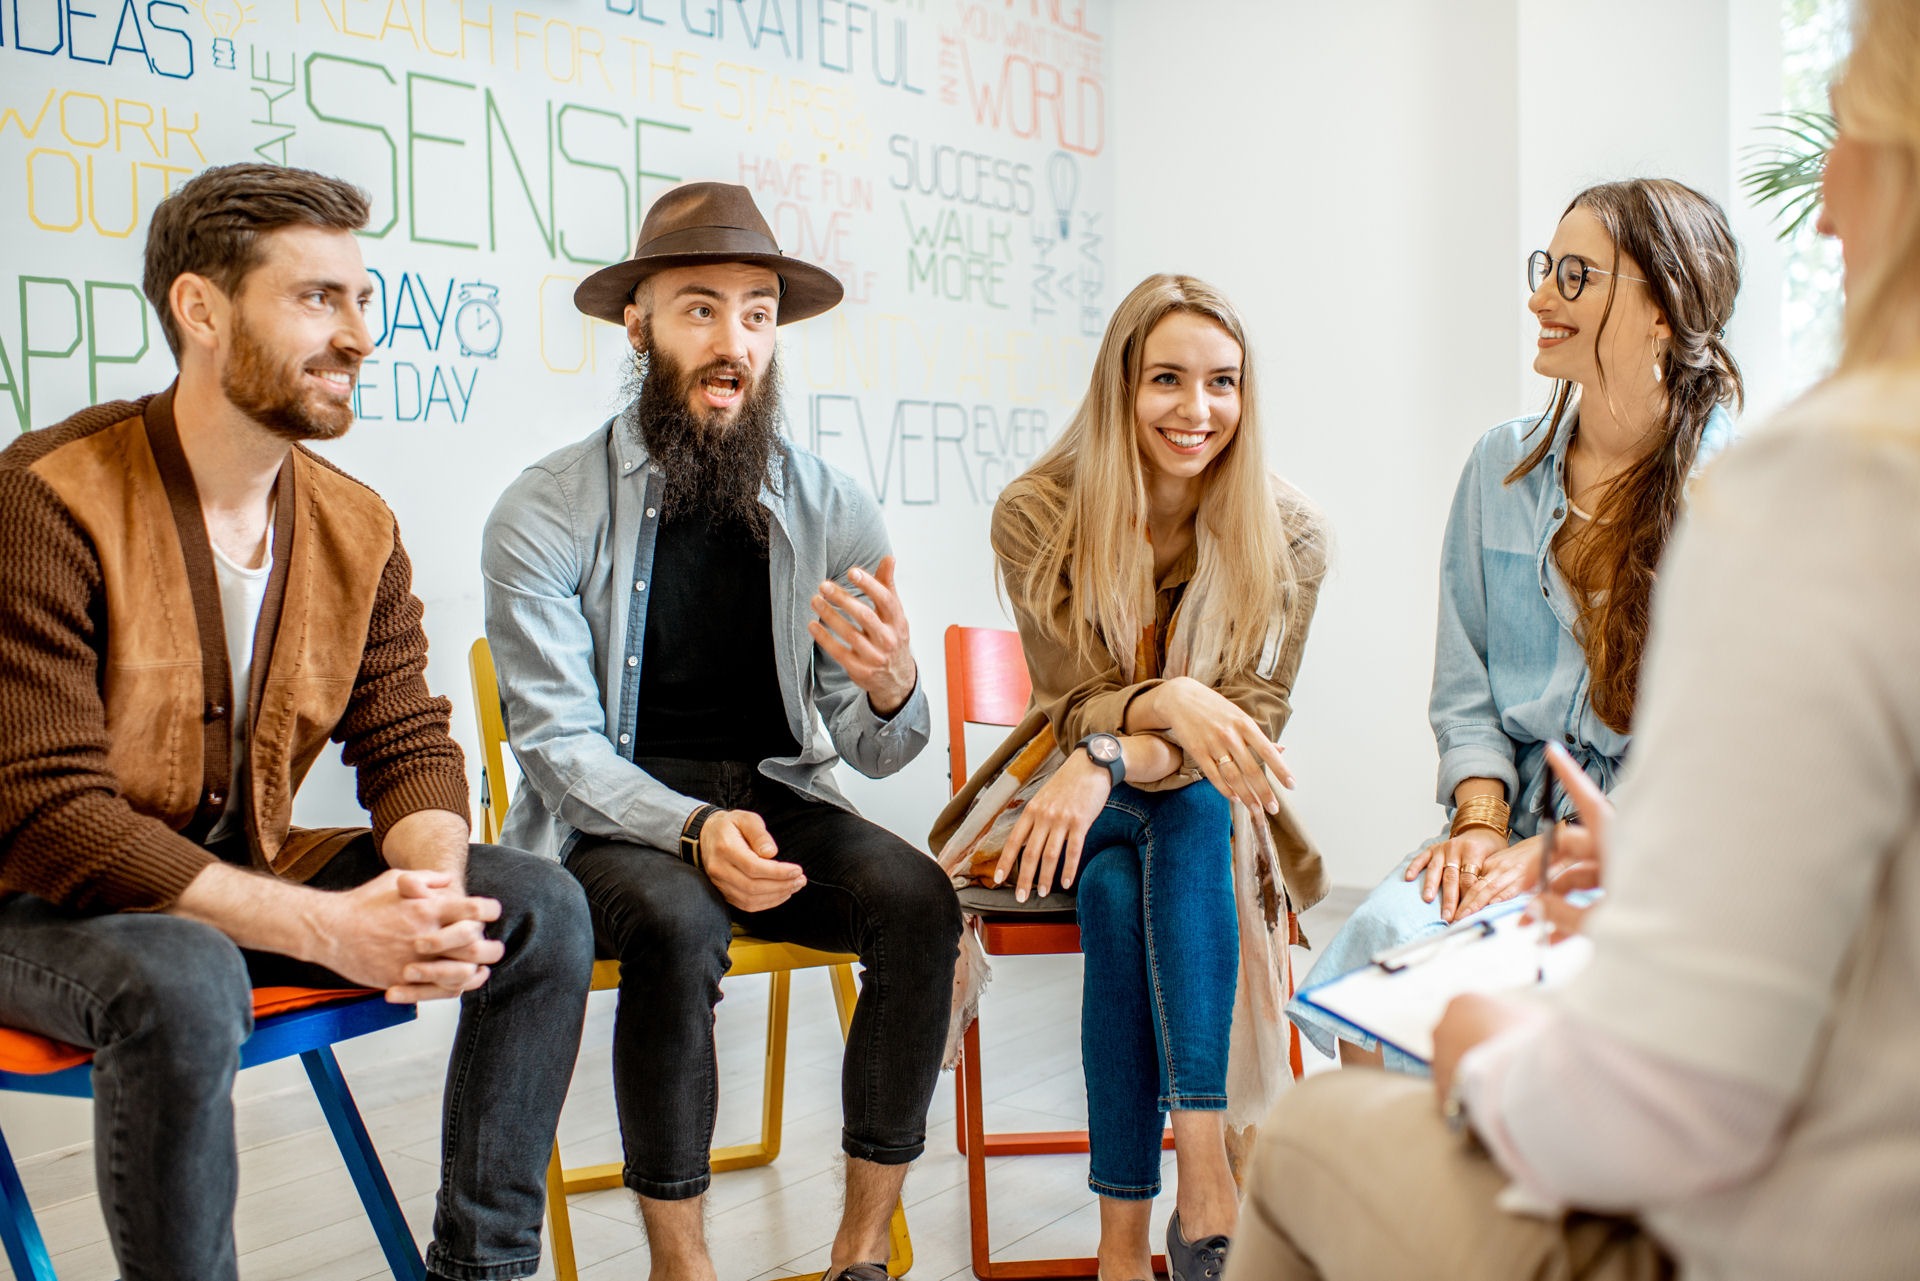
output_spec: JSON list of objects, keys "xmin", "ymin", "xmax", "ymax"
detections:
[{"xmin": 1236, "ymin": 1, "xmax": 1920, "ymax": 1275}]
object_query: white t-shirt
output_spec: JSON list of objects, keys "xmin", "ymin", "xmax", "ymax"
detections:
[{"xmin": 203, "ymin": 526, "xmax": 273, "ymax": 846}]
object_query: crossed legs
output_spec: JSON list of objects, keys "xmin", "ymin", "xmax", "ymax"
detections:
[{"xmin": 1076, "ymin": 782, "xmax": 1241, "ymax": 1281}]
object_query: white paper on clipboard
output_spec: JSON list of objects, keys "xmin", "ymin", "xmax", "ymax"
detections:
[{"xmin": 1296, "ymin": 902, "xmax": 1593, "ymax": 1064}]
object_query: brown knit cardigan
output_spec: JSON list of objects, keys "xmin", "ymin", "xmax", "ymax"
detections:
[{"xmin": 0, "ymin": 387, "xmax": 469, "ymax": 912}]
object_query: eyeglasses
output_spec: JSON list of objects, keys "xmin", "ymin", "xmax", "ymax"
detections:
[{"xmin": 1528, "ymin": 250, "xmax": 1648, "ymax": 302}]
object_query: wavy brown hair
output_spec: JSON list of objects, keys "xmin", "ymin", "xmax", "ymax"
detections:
[{"xmin": 1508, "ymin": 179, "xmax": 1744, "ymax": 732}]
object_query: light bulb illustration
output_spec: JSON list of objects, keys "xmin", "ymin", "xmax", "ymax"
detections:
[
  {"xmin": 192, "ymin": 0, "xmax": 256, "ymax": 37},
  {"xmin": 1047, "ymin": 152, "xmax": 1079, "ymax": 241}
]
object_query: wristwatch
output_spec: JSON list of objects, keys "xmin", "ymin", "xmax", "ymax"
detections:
[{"xmin": 1075, "ymin": 732, "xmax": 1125, "ymax": 789}]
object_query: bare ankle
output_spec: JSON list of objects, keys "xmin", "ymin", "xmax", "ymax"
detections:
[{"xmin": 637, "ymin": 1192, "xmax": 715, "ymax": 1281}]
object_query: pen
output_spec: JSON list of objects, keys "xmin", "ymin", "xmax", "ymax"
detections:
[{"xmin": 1535, "ymin": 769, "xmax": 1558, "ymax": 983}]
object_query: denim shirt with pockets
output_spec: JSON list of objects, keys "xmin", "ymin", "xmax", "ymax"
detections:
[
  {"xmin": 1430, "ymin": 404, "xmax": 1735, "ymax": 836},
  {"xmin": 481, "ymin": 403, "xmax": 930, "ymax": 860}
]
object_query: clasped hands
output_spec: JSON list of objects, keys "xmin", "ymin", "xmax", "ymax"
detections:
[
  {"xmin": 992, "ymin": 676, "xmax": 1295, "ymax": 903},
  {"xmin": 319, "ymin": 869, "xmax": 503, "ymax": 1005},
  {"xmin": 1408, "ymin": 749, "xmax": 1608, "ymax": 925},
  {"xmin": 808, "ymin": 555, "xmax": 917, "ymax": 717}
]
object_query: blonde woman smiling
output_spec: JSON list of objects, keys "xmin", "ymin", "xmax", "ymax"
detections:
[{"xmin": 933, "ymin": 275, "xmax": 1327, "ymax": 1281}]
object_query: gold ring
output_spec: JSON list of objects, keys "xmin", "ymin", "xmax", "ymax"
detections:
[
  {"xmin": 1462, "ymin": 866, "xmax": 1481, "ymax": 877},
  {"xmin": 1216, "ymin": 754, "xmax": 1234, "ymax": 769}
]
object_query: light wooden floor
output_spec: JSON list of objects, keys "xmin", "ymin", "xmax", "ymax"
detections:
[{"xmin": 6, "ymin": 891, "xmax": 1360, "ymax": 1281}]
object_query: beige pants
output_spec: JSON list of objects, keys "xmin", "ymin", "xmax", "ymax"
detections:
[{"xmin": 1226, "ymin": 1071, "xmax": 1672, "ymax": 1281}]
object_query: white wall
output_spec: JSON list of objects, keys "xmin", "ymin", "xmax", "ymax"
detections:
[
  {"xmin": 1112, "ymin": 0, "xmax": 1785, "ymax": 889},
  {"xmin": 0, "ymin": 0, "xmax": 1795, "ymax": 1161}
]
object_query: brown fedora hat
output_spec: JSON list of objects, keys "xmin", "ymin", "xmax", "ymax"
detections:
[{"xmin": 574, "ymin": 181, "xmax": 843, "ymax": 326}]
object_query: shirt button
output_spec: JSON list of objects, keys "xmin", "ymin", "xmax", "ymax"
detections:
[
  {"xmin": 1564, "ymin": 733, "xmax": 1577, "ymax": 745},
  {"xmin": 206, "ymin": 703, "xmax": 226, "ymax": 719},
  {"xmin": 1541, "ymin": 585, "xmax": 1550, "ymax": 597},
  {"xmin": 1553, "ymin": 507, "xmax": 1565, "ymax": 519},
  {"xmin": 635, "ymin": 580, "xmax": 646, "ymax": 592},
  {"xmin": 645, "ymin": 507, "xmax": 656, "ymax": 518},
  {"xmin": 627, "ymin": 655, "xmax": 638, "ymax": 667},
  {"xmin": 207, "ymin": 790, "xmax": 225, "ymax": 806},
  {"xmin": 619, "ymin": 733, "xmax": 631, "ymax": 745},
  {"xmin": 623, "ymin": 460, "xmax": 633, "ymax": 471}
]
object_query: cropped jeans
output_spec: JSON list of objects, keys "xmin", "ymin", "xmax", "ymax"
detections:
[
  {"xmin": 1076, "ymin": 781, "xmax": 1238, "ymax": 1200},
  {"xmin": 0, "ymin": 839, "xmax": 594, "ymax": 1281},
  {"xmin": 564, "ymin": 757, "xmax": 962, "ymax": 1200}
]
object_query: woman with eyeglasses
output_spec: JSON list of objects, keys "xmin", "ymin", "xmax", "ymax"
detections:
[
  {"xmin": 1287, "ymin": 177, "xmax": 1742, "ymax": 1071},
  {"xmin": 932, "ymin": 274, "xmax": 1328, "ymax": 1281}
]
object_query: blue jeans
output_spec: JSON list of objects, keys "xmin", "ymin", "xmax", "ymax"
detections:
[
  {"xmin": 0, "ymin": 839, "xmax": 594, "ymax": 1281},
  {"xmin": 1076, "ymin": 781, "xmax": 1238, "ymax": 1200}
]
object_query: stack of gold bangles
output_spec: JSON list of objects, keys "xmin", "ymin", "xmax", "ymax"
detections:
[{"xmin": 1450, "ymin": 795, "xmax": 1510, "ymax": 841}]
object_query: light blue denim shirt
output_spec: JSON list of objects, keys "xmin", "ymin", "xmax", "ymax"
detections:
[
  {"xmin": 1431, "ymin": 404, "xmax": 1735, "ymax": 834},
  {"xmin": 481, "ymin": 403, "xmax": 930, "ymax": 860}
]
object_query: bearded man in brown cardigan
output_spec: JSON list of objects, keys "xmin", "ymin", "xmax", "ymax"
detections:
[{"xmin": 0, "ymin": 164, "xmax": 593, "ymax": 1281}]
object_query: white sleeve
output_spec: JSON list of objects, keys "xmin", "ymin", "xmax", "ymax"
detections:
[
  {"xmin": 1550, "ymin": 428, "xmax": 1920, "ymax": 1096},
  {"xmin": 1460, "ymin": 1010, "xmax": 1788, "ymax": 1212}
]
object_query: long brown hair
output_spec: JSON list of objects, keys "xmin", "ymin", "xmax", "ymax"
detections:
[
  {"xmin": 1000, "ymin": 274, "xmax": 1321, "ymax": 686},
  {"xmin": 1507, "ymin": 179, "xmax": 1743, "ymax": 732}
]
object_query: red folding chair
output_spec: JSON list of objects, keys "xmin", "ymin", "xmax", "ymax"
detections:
[{"xmin": 944, "ymin": 625, "xmax": 1173, "ymax": 1281}]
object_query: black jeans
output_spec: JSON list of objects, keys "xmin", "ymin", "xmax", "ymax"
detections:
[
  {"xmin": 0, "ymin": 839, "xmax": 594, "ymax": 1281},
  {"xmin": 565, "ymin": 758, "xmax": 961, "ymax": 1200}
]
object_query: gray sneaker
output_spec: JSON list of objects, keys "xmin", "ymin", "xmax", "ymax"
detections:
[{"xmin": 1166, "ymin": 1211, "xmax": 1230, "ymax": 1281}]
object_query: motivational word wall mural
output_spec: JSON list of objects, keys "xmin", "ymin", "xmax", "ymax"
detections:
[
  {"xmin": 0, "ymin": 0, "xmax": 1112, "ymax": 478},
  {"xmin": 0, "ymin": 0, "xmax": 1114, "ymax": 829}
]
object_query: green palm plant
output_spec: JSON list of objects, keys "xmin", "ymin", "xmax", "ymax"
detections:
[{"xmin": 1740, "ymin": 109, "xmax": 1839, "ymax": 240}]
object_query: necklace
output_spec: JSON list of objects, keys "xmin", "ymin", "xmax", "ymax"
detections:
[{"xmin": 1566, "ymin": 495, "xmax": 1595, "ymax": 522}]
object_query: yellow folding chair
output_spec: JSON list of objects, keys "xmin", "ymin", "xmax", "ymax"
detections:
[{"xmin": 468, "ymin": 639, "xmax": 912, "ymax": 1281}]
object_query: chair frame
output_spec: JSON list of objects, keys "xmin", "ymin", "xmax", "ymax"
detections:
[
  {"xmin": 468, "ymin": 639, "xmax": 911, "ymax": 1281},
  {"xmin": 947, "ymin": 625, "xmax": 1215, "ymax": 1280},
  {"xmin": 0, "ymin": 995, "xmax": 425, "ymax": 1281}
]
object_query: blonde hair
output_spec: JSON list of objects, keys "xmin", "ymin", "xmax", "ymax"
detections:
[
  {"xmin": 999, "ymin": 274, "xmax": 1320, "ymax": 686},
  {"xmin": 1833, "ymin": 0, "xmax": 1920, "ymax": 370}
]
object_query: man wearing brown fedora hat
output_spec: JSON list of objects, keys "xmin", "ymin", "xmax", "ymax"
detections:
[{"xmin": 482, "ymin": 182, "xmax": 962, "ymax": 1281}]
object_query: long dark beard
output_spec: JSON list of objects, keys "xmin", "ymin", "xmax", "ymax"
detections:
[
  {"xmin": 222, "ymin": 311, "xmax": 357, "ymax": 443},
  {"xmin": 624, "ymin": 340, "xmax": 785, "ymax": 545}
]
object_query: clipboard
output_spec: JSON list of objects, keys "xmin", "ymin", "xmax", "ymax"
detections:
[{"xmin": 1295, "ymin": 900, "xmax": 1592, "ymax": 1065}]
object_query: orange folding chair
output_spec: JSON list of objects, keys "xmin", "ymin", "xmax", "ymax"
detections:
[{"xmin": 468, "ymin": 639, "xmax": 911, "ymax": 1281}]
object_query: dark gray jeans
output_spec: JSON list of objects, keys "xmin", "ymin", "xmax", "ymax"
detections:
[
  {"xmin": 0, "ymin": 839, "xmax": 593, "ymax": 1281},
  {"xmin": 566, "ymin": 758, "xmax": 962, "ymax": 1201}
]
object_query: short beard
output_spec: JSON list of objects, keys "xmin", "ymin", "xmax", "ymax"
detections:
[
  {"xmin": 624, "ymin": 337, "xmax": 785, "ymax": 544},
  {"xmin": 221, "ymin": 311, "xmax": 357, "ymax": 444}
]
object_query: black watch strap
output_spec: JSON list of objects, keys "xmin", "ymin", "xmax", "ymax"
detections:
[
  {"xmin": 1075, "ymin": 733, "xmax": 1126, "ymax": 790},
  {"xmin": 680, "ymin": 804, "xmax": 719, "ymax": 869}
]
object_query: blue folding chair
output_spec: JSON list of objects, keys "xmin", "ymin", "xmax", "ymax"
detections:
[{"xmin": 0, "ymin": 987, "xmax": 426, "ymax": 1280}]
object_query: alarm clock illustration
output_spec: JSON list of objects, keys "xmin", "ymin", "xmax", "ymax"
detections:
[{"xmin": 453, "ymin": 282, "xmax": 502, "ymax": 359}]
